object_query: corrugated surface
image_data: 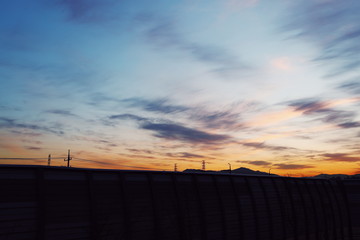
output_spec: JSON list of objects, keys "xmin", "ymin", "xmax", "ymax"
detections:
[
  {"xmin": 343, "ymin": 179, "xmax": 360, "ymax": 240},
  {"xmin": 0, "ymin": 165, "xmax": 357, "ymax": 240}
]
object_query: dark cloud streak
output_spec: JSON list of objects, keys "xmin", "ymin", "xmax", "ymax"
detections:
[
  {"xmin": 273, "ymin": 163, "xmax": 314, "ymax": 170},
  {"xmin": 192, "ymin": 109, "xmax": 243, "ymax": 130},
  {"xmin": 120, "ymin": 97, "xmax": 247, "ymax": 131},
  {"xmin": 321, "ymin": 153, "xmax": 360, "ymax": 162},
  {"xmin": 339, "ymin": 81, "xmax": 360, "ymax": 95},
  {"xmin": 242, "ymin": 142, "xmax": 292, "ymax": 152},
  {"xmin": 289, "ymin": 98, "xmax": 360, "ymax": 128},
  {"xmin": 337, "ymin": 121, "xmax": 360, "ymax": 129},
  {"xmin": 109, "ymin": 114, "xmax": 148, "ymax": 122},
  {"xmin": 239, "ymin": 160, "xmax": 272, "ymax": 167},
  {"xmin": 141, "ymin": 122, "xmax": 231, "ymax": 144},
  {"xmin": 289, "ymin": 99, "xmax": 329, "ymax": 114},
  {"xmin": 123, "ymin": 98, "xmax": 189, "ymax": 114},
  {"xmin": 166, "ymin": 152, "xmax": 205, "ymax": 159},
  {"xmin": 0, "ymin": 117, "xmax": 64, "ymax": 135},
  {"xmin": 46, "ymin": 109, "xmax": 76, "ymax": 117},
  {"xmin": 25, "ymin": 146, "xmax": 42, "ymax": 151}
]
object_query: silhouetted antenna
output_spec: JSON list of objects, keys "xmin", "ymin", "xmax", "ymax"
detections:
[
  {"xmin": 64, "ymin": 149, "xmax": 72, "ymax": 167},
  {"xmin": 48, "ymin": 154, "xmax": 51, "ymax": 166},
  {"xmin": 174, "ymin": 163, "xmax": 177, "ymax": 172},
  {"xmin": 202, "ymin": 160, "xmax": 206, "ymax": 171}
]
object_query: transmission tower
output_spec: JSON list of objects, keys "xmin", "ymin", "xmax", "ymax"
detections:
[{"xmin": 202, "ymin": 160, "xmax": 206, "ymax": 171}]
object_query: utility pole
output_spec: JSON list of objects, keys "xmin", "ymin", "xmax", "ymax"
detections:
[
  {"xmin": 174, "ymin": 163, "xmax": 177, "ymax": 172},
  {"xmin": 228, "ymin": 163, "xmax": 231, "ymax": 174},
  {"xmin": 64, "ymin": 149, "xmax": 72, "ymax": 167},
  {"xmin": 202, "ymin": 160, "xmax": 206, "ymax": 171},
  {"xmin": 48, "ymin": 154, "xmax": 51, "ymax": 166}
]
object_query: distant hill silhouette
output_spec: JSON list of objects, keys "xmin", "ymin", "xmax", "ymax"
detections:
[
  {"xmin": 225, "ymin": 167, "xmax": 278, "ymax": 176},
  {"xmin": 183, "ymin": 167, "xmax": 360, "ymax": 178},
  {"xmin": 183, "ymin": 167, "xmax": 278, "ymax": 176},
  {"xmin": 311, "ymin": 173, "xmax": 360, "ymax": 179}
]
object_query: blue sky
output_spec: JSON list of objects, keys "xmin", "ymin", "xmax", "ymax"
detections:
[{"xmin": 1, "ymin": 0, "xmax": 360, "ymax": 175}]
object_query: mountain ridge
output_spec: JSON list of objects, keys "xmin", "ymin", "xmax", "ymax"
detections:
[{"xmin": 183, "ymin": 167, "xmax": 360, "ymax": 178}]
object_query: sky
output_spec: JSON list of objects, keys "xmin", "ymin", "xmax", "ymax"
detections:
[{"xmin": 1, "ymin": 0, "xmax": 360, "ymax": 176}]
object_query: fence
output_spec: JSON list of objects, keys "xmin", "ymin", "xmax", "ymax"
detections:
[{"xmin": 0, "ymin": 165, "xmax": 357, "ymax": 240}]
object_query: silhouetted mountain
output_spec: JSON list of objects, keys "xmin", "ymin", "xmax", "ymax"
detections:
[
  {"xmin": 183, "ymin": 168, "xmax": 360, "ymax": 178},
  {"xmin": 312, "ymin": 174, "xmax": 360, "ymax": 179},
  {"xmin": 226, "ymin": 167, "xmax": 278, "ymax": 176},
  {"xmin": 183, "ymin": 167, "xmax": 278, "ymax": 176}
]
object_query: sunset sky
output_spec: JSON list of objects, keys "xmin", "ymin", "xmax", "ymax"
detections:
[{"xmin": 1, "ymin": 0, "xmax": 360, "ymax": 176}]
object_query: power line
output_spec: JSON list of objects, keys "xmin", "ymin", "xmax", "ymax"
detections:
[
  {"xmin": 1, "ymin": 152, "xmax": 168, "ymax": 171},
  {"xmin": 72, "ymin": 157, "xmax": 166, "ymax": 171},
  {"xmin": 0, "ymin": 157, "xmax": 64, "ymax": 160}
]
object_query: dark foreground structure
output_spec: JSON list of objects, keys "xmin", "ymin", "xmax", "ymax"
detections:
[{"xmin": 0, "ymin": 165, "xmax": 359, "ymax": 240}]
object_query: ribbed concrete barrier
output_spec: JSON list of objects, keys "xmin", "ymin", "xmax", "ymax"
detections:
[
  {"xmin": 0, "ymin": 165, "xmax": 357, "ymax": 240},
  {"xmin": 343, "ymin": 179, "xmax": 360, "ymax": 240}
]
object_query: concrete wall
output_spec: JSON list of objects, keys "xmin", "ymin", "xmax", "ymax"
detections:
[
  {"xmin": 0, "ymin": 165, "xmax": 356, "ymax": 240},
  {"xmin": 343, "ymin": 179, "xmax": 360, "ymax": 240}
]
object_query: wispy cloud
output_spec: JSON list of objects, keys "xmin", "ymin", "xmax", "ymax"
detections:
[
  {"xmin": 0, "ymin": 117, "xmax": 64, "ymax": 135},
  {"xmin": 72, "ymin": 135, "xmax": 118, "ymax": 149},
  {"xmin": 108, "ymin": 114, "xmax": 148, "ymax": 122},
  {"xmin": 241, "ymin": 141, "xmax": 292, "ymax": 152},
  {"xmin": 191, "ymin": 109, "xmax": 244, "ymax": 130},
  {"xmin": 321, "ymin": 110, "xmax": 355, "ymax": 123},
  {"xmin": 118, "ymin": 153, "xmax": 156, "ymax": 160},
  {"xmin": 165, "ymin": 152, "xmax": 206, "ymax": 159},
  {"xmin": 126, "ymin": 148, "xmax": 207, "ymax": 161},
  {"xmin": 136, "ymin": 14, "xmax": 249, "ymax": 72},
  {"xmin": 288, "ymin": 98, "xmax": 360, "ymax": 129},
  {"xmin": 238, "ymin": 160, "xmax": 272, "ymax": 167},
  {"xmin": 127, "ymin": 148, "xmax": 155, "ymax": 155},
  {"xmin": 120, "ymin": 97, "xmax": 246, "ymax": 131},
  {"xmin": 273, "ymin": 163, "xmax": 314, "ymax": 170},
  {"xmin": 25, "ymin": 146, "xmax": 42, "ymax": 151},
  {"xmin": 337, "ymin": 121, "xmax": 360, "ymax": 129},
  {"xmin": 21, "ymin": 139, "xmax": 42, "ymax": 145},
  {"xmin": 285, "ymin": 1, "xmax": 360, "ymax": 76},
  {"xmin": 53, "ymin": 0, "xmax": 118, "ymax": 23},
  {"xmin": 86, "ymin": 93, "xmax": 123, "ymax": 107},
  {"xmin": 339, "ymin": 81, "xmax": 360, "ymax": 95},
  {"xmin": 10, "ymin": 130, "xmax": 42, "ymax": 137},
  {"xmin": 319, "ymin": 110, "xmax": 360, "ymax": 129},
  {"xmin": 46, "ymin": 109, "xmax": 77, "ymax": 117},
  {"xmin": 141, "ymin": 122, "xmax": 232, "ymax": 144},
  {"xmin": 321, "ymin": 153, "xmax": 360, "ymax": 162},
  {"xmin": 123, "ymin": 98, "xmax": 190, "ymax": 114},
  {"xmin": 106, "ymin": 112, "xmax": 233, "ymax": 145},
  {"xmin": 289, "ymin": 99, "xmax": 330, "ymax": 114}
]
